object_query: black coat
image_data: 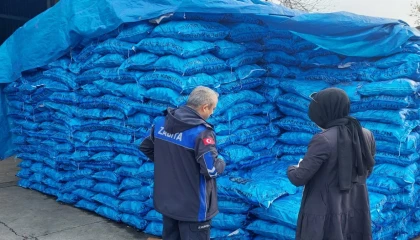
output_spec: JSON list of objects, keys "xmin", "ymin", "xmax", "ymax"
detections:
[
  {"xmin": 140, "ymin": 106, "xmax": 226, "ymax": 222},
  {"xmin": 287, "ymin": 127, "xmax": 376, "ymax": 240}
]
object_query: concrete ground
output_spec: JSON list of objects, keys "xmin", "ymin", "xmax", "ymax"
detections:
[{"xmin": 0, "ymin": 157, "xmax": 155, "ymax": 240}]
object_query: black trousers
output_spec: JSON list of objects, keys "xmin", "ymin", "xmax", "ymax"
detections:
[{"xmin": 162, "ymin": 215, "xmax": 211, "ymax": 240}]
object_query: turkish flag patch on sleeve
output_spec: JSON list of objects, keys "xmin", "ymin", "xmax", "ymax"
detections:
[{"xmin": 203, "ymin": 137, "xmax": 215, "ymax": 145}]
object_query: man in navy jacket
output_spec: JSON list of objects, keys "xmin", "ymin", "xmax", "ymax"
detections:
[{"xmin": 140, "ymin": 86, "xmax": 226, "ymax": 240}]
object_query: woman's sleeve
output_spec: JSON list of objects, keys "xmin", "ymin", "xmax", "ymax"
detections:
[{"xmin": 287, "ymin": 133, "xmax": 331, "ymax": 186}]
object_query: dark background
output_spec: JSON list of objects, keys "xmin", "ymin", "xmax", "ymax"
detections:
[{"xmin": 0, "ymin": 0, "xmax": 58, "ymax": 44}]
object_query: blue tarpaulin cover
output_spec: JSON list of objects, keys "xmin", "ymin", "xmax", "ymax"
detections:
[{"xmin": 0, "ymin": 0, "xmax": 419, "ymax": 159}]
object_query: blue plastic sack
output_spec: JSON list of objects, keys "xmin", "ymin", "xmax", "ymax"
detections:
[
  {"xmin": 144, "ymin": 221, "xmax": 163, "ymax": 237},
  {"xmin": 42, "ymin": 178, "xmax": 63, "ymax": 190},
  {"xmin": 100, "ymin": 68, "xmax": 143, "ymax": 83},
  {"xmin": 264, "ymin": 64, "xmax": 293, "ymax": 78},
  {"xmin": 115, "ymin": 166, "xmax": 142, "ymax": 178},
  {"xmin": 237, "ymin": 150, "xmax": 278, "ymax": 170},
  {"xmin": 278, "ymin": 79, "xmax": 330, "ymax": 100},
  {"xmin": 72, "ymin": 169, "xmax": 94, "ymax": 179},
  {"xmin": 279, "ymin": 132, "xmax": 313, "ymax": 146},
  {"xmin": 303, "ymin": 68, "xmax": 358, "ymax": 84},
  {"xmin": 213, "ymin": 102, "xmax": 262, "ymax": 123},
  {"xmin": 18, "ymin": 179, "xmax": 32, "ymax": 188},
  {"xmin": 144, "ymin": 210, "xmax": 163, "ymax": 222},
  {"xmin": 33, "ymin": 79, "xmax": 70, "ymax": 92},
  {"xmin": 246, "ymin": 220, "xmax": 295, "ymax": 240},
  {"xmin": 367, "ymin": 175, "xmax": 401, "ymax": 195},
  {"xmin": 358, "ymin": 62, "xmax": 420, "ymax": 82},
  {"xmin": 211, "ymin": 228, "xmax": 251, "ymax": 240},
  {"xmin": 212, "ymin": 71, "xmax": 237, "ymax": 85},
  {"xmin": 92, "ymin": 54, "xmax": 126, "ymax": 68},
  {"xmin": 375, "ymin": 152, "xmax": 419, "ymax": 167},
  {"xmin": 264, "ymin": 51, "xmax": 300, "ymax": 66},
  {"xmin": 247, "ymin": 137, "xmax": 277, "ymax": 152},
  {"xmin": 272, "ymin": 144, "xmax": 307, "ymax": 155},
  {"xmin": 218, "ymin": 199, "xmax": 252, "ymax": 214},
  {"xmin": 361, "ymin": 121, "xmax": 418, "ymax": 143},
  {"xmin": 263, "ymin": 38, "xmax": 294, "ymax": 53},
  {"xmin": 212, "ymin": 213, "xmax": 247, "ymax": 230},
  {"xmin": 88, "ymin": 131, "xmax": 132, "ymax": 144},
  {"xmin": 92, "ymin": 183, "xmax": 120, "ymax": 197},
  {"xmin": 73, "ymin": 178, "xmax": 97, "ymax": 189},
  {"xmin": 57, "ymin": 193, "xmax": 80, "ymax": 204},
  {"xmin": 92, "ymin": 193, "xmax": 121, "ymax": 210},
  {"xmin": 42, "ymin": 168, "xmax": 66, "ymax": 182},
  {"xmin": 138, "ymin": 71, "xmax": 184, "ymax": 91},
  {"xmin": 255, "ymin": 86, "xmax": 282, "ymax": 103},
  {"xmin": 375, "ymin": 53, "xmax": 420, "ymax": 69},
  {"xmin": 217, "ymin": 90, "xmax": 266, "ymax": 114},
  {"xmin": 138, "ymin": 162, "xmax": 154, "ymax": 178},
  {"xmin": 94, "ymin": 80, "xmax": 146, "ymax": 101},
  {"xmin": 333, "ymin": 81, "xmax": 364, "ymax": 102},
  {"xmin": 75, "ymin": 199, "xmax": 100, "ymax": 212},
  {"xmin": 95, "ymin": 206, "xmax": 121, "ymax": 222},
  {"xmin": 93, "ymin": 39, "xmax": 135, "ymax": 56},
  {"xmin": 376, "ymin": 137, "xmax": 419, "ymax": 156},
  {"xmin": 71, "ymin": 53, "xmax": 102, "ymax": 73},
  {"xmin": 119, "ymin": 52, "xmax": 159, "ymax": 70},
  {"xmin": 119, "ymin": 186, "xmax": 153, "ymax": 201},
  {"xmin": 216, "ymin": 116, "xmax": 269, "ymax": 135},
  {"xmin": 79, "ymin": 95, "xmax": 139, "ymax": 115},
  {"xmin": 151, "ymin": 21, "xmax": 229, "ymax": 41},
  {"xmin": 373, "ymin": 163, "xmax": 417, "ymax": 186},
  {"xmin": 29, "ymin": 183, "xmax": 47, "ymax": 194},
  {"xmin": 219, "ymin": 145, "xmax": 254, "ymax": 165},
  {"xmin": 301, "ymin": 55, "xmax": 342, "ymax": 68},
  {"xmin": 80, "ymin": 119, "xmax": 144, "ymax": 135},
  {"xmin": 116, "ymin": 22, "xmax": 154, "ymax": 43},
  {"xmin": 228, "ymin": 23, "xmax": 267, "ymax": 42},
  {"xmin": 92, "ymin": 171, "xmax": 121, "ymax": 184},
  {"xmin": 44, "ymin": 187, "xmax": 59, "ymax": 196},
  {"xmin": 278, "ymin": 105, "xmax": 310, "ymax": 121},
  {"xmin": 227, "ymin": 51, "xmax": 263, "ymax": 68},
  {"xmin": 276, "ymin": 93, "xmax": 310, "ymax": 112},
  {"xmin": 47, "ymin": 57, "xmax": 71, "ymax": 70},
  {"xmin": 42, "ymin": 68, "xmax": 78, "ymax": 89},
  {"xmin": 121, "ymin": 179, "xmax": 149, "ymax": 192},
  {"xmin": 358, "ymin": 78, "xmax": 419, "ymax": 97},
  {"xmin": 88, "ymin": 152, "xmax": 115, "ymax": 162},
  {"xmin": 217, "ymin": 78, "xmax": 263, "ymax": 95},
  {"xmin": 274, "ymin": 117, "xmax": 319, "ymax": 134},
  {"xmin": 113, "ymin": 154, "xmax": 143, "ymax": 168},
  {"xmin": 73, "ymin": 188, "xmax": 96, "ymax": 200},
  {"xmin": 29, "ymin": 173, "xmax": 45, "ymax": 183},
  {"xmin": 18, "ymin": 159, "xmax": 32, "ymax": 168},
  {"xmin": 118, "ymin": 201, "xmax": 150, "ymax": 216},
  {"xmin": 121, "ymin": 214, "xmax": 148, "ymax": 230},
  {"xmin": 153, "ymin": 54, "xmax": 226, "ymax": 76},
  {"xmin": 213, "ymin": 40, "xmax": 246, "ymax": 59},
  {"xmin": 74, "ymin": 68, "xmax": 103, "ymax": 85},
  {"xmin": 250, "ymin": 194, "xmax": 300, "ymax": 229},
  {"xmin": 351, "ymin": 95, "xmax": 418, "ymax": 112},
  {"xmin": 218, "ymin": 176, "xmax": 297, "ymax": 208},
  {"xmin": 144, "ymin": 87, "xmax": 181, "ymax": 106},
  {"xmin": 135, "ymin": 37, "xmax": 215, "ymax": 58},
  {"xmin": 217, "ymin": 125, "xmax": 276, "ymax": 147}
]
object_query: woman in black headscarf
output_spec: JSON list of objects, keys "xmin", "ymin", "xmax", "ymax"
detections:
[{"xmin": 287, "ymin": 88, "xmax": 376, "ymax": 240}]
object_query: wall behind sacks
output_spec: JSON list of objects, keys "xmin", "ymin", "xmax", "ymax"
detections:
[{"xmin": 4, "ymin": 8, "xmax": 420, "ymax": 240}]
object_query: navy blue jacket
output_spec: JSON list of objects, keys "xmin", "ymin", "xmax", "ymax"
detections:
[{"xmin": 140, "ymin": 106, "xmax": 226, "ymax": 222}]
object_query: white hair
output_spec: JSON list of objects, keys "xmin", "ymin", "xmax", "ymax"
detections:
[{"xmin": 186, "ymin": 86, "xmax": 219, "ymax": 108}]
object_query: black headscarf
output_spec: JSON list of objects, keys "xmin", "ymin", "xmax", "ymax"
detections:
[{"xmin": 308, "ymin": 88, "xmax": 375, "ymax": 191}]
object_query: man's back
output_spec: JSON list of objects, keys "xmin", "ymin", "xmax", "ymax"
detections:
[{"xmin": 141, "ymin": 106, "xmax": 225, "ymax": 222}]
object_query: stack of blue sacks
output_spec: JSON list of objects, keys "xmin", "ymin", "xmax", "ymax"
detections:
[{"xmin": 5, "ymin": 12, "xmax": 420, "ymax": 240}]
